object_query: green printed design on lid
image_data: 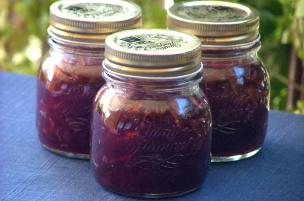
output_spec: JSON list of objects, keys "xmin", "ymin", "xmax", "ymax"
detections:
[
  {"xmin": 118, "ymin": 34, "xmax": 188, "ymax": 51},
  {"xmin": 176, "ymin": 5, "xmax": 248, "ymax": 22},
  {"xmin": 60, "ymin": 3, "xmax": 126, "ymax": 19}
]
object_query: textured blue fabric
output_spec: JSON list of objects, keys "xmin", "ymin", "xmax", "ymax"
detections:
[{"xmin": 0, "ymin": 72, "xmax": 304, "ymax": 201}]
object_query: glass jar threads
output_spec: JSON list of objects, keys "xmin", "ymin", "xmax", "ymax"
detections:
[
  {"xmin": 91, "ymin": 29, "xmax": 212, "ymax": 198},
  {"xmin": 36, "ymin": 0, "xmax": 141, "ymax": 159},
  {"xmin": 168, "ymin": 1, "xmax": 270, "ymax": 162}
]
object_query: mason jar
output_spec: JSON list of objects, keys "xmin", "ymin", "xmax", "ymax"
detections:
[
  {"xmin": 36, "ymin": 0, "xmax": 141, "ymax": 159},
  {"xmin": 168, "ymin": 1, "xmax": 270, "ymax": 162},
  {"xmin": 91, "ymin": 29, "xmax": 212, "ymax": 198}
]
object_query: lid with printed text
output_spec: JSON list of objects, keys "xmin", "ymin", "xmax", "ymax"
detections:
[
  {"xmin": 48, "ymin": 0, "xmax": 142, "ymax": 46},
  {"xmin": 104, "ymin": 29, "xmax": 202, "ymax": 79},
  {"xmin": 167, "ymin": 1, "xmax": 260, "ymax": 45}
]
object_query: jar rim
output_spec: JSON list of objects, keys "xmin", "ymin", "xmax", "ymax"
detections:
[
  {"xmin": 201, "ymin": 35, "xmax": 261, "ymax": 49},
  {"xmin": 48, "ymin": 38, "xmax": 105, "ymax": 57},
  {"xmin": 103, "ymin": 59, "xmax": 203, "ymax": 81}
]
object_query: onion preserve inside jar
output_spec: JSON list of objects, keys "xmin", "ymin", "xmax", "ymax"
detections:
[
  {"xmin": 91, "ymin": 29, "xmax": 212, "ymax": 198},
  {"xmin": 36, "ymin": 0, "xmax": 141, "ymax": 159},
  {"xmin": 168, "ymin": 1, "xmax": 270, "ymax": 162}
]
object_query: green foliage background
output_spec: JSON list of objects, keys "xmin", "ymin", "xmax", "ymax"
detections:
[{"xmin": 0, "ymin": 0, "xmax": 304, "ymax": 113}]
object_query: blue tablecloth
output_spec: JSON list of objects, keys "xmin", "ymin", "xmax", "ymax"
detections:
[{"xmin": 0, "ymin": 72, "xmax": 303, "ymax": 201}]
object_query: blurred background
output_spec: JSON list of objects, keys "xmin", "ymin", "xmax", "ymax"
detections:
[{"xmin": 0, "ymin": 0, "xmax": 303, "ymax": 114}]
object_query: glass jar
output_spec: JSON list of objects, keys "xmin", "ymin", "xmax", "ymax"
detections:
[
  {"xmin": 91, "ymin": 29, "xmax": 212, "ymax": 198},
  {"xmin": 168, "ymin": 1, "xmax": 270, "ymax": 162},
  {"xmin": 36, "ymin": 0, "xmax": 141, "ymax": 159}
]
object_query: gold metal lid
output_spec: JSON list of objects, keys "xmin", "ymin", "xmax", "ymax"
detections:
[
  {"xmin": 48, "ymin": 0, "xmax": 142, "ymax": 46},
  {"xmin": 104, "ymin": 29, "xmax": 202, "ymax": 79},
  {"xmin": 167, "ymin": 1, "xmax": 259, "ymax": 45}
]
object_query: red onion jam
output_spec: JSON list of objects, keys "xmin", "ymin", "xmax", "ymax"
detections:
[
  {"xmin": 91, "ymin": 79, "xmax": 212, "ymax": 197},
  {"xmin": 201, "ymin": 53, "xmax": 269, "ymax": 158},
  {"xmin": 36, "ymin": 42, "xmax": 105, "ymax": 158},
  {"xmin": 90, "ymin": 29, "xmax": 212, "ymax": 198},
  {"xmin": 167, "ymin": 1, "xmax": 270, "ymax": 161},
  {"xmin": 36, "ymin": 0, "xmax": 141, "ymax": 158}
]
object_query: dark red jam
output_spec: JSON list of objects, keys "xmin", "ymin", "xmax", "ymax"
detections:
[
  {"xmin": 201, "ymin": 56, "xmax": 269, "ymax": 157},
  {"xmin": 91, "ymin": 81, "xmax": 212, "ymax": 197},
  {"xmin": 36, "ymin": 45, "xmax": 105, "ymax": 157}
]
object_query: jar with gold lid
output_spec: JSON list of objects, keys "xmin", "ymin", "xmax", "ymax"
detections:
[
  {"xmin": 168, "ymin": 1, "xmax": 270, "ymax": 162},
  {"xmin": 36, "ymin": 0, "xmax": 142, "ymax": 159},
  {"xmin": 91, "ymin": 29, "xmax": 212, "ymax": 198}
]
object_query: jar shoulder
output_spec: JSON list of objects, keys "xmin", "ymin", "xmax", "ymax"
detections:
[
  {"xmin": 38, "ymin": 53, "xmax": 104, "ymax": 84},
  {"xmin": 39, "ymin": 48, "xmax": 104, "ymax": 79},
  {"xmin": 202, "ymin": 58, "xmax": 269, "ymax": 85},
  {"xmin": 94, "ymin": 87, "xmax": 211, "ymax": 125},
  {"xmin": 201, "ymin": 58, "xmax": 270, "ymax": 108}
]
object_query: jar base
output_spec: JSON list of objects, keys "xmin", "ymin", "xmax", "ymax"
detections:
[
  {"xmin": 42, "ymin": 144, "xmax": 89, "ymax": 160},
  {"xmin": 211, "ymin": 147, "xmax": 261, "ymax": 163},
  {"xmin": 102, "ymin": 185, "xmax": 201, "ymax": 199}
]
